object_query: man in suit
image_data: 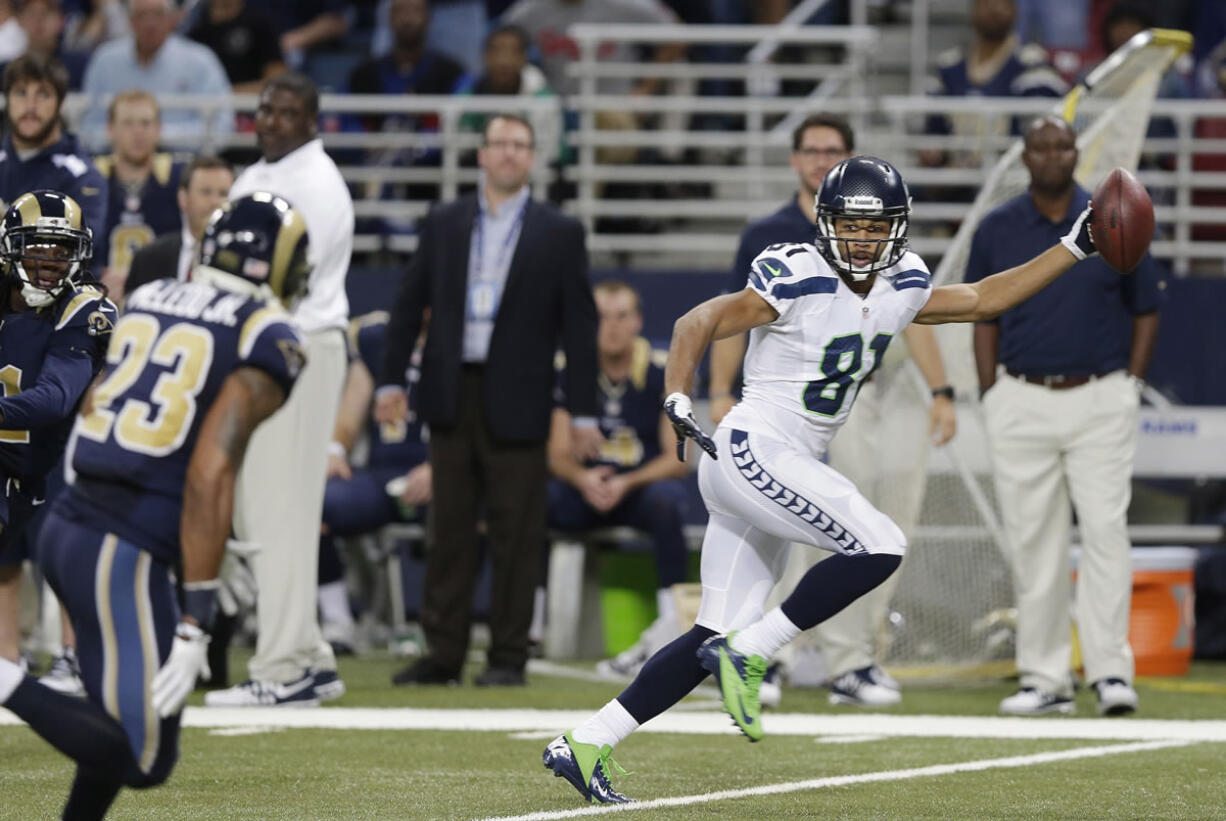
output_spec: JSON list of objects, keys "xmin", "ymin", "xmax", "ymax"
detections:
[
  {"xmin": 123, "ymin": 154, "xmax": 233, "ymax": 297},
  {"xmin": 376, "ymin": 113, "xmax": 601, "ymax": 686}
]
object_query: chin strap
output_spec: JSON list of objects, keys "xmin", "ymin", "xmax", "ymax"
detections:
[{"xmin": 19, "ymin": 283, "xmax": 56, "ymax": 308}]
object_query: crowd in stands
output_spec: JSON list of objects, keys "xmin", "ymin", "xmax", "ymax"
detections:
[
  {"xmin": 0, "ymin": 0, "xmax": 1216, "ymax": 253},
  {"xmin": 0, "ymin": 1, "xmax": 1220, "ymax": 151}
]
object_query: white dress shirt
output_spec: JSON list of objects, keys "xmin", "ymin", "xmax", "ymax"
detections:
[
  {"xmin": 176, "ymin": 224, "xmax": 196, "ymax": 283},
  {"xmin": 230, "ymin": 138, "xmax": 354, "ymax": 333},
  {"xmin": 462, "ymin": 183, "xmax": 530, "ymax": 362}
]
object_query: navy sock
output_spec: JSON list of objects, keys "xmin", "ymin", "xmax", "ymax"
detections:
[
  {"xmin": 6, "ymin": 677, "xmax": 138, "ymax": 784},
  {"xmin": 62, "ymin": 766, "xmax": 123, "ymax": 821},
  {"xmin": 617, "ymin": 624, "xmax": 715, "ymax": 724},
  {"xmin": 780, "ymin": 553, "xmax": 902, "ymax": 631}
]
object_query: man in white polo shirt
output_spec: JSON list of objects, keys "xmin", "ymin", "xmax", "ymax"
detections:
[{"xmin": 207, "ymin": 72, "xmax": 353, "ymax": 706}]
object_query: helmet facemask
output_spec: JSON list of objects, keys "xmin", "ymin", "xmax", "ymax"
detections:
[
  {"xmin": 813, "ymin": 156, "xmax": 913, "ymax": 282},
  {"xmin": 815, "ymin": 205, "xmax": 910, "ymax": 282},
  {"xmin": 3, "ymin": 223, "xmax": 91, "ymax": 308}
]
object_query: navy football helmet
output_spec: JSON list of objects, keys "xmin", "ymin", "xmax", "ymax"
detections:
[
  {"xmin": 0, "ymin": 190, "xmax": 93, "ymax": 308},
  {"xmin": 197, "ymin": 192, "xmax": 310, "ymax": 308},
  {"xmin": 814, "ymin": 156, "xmax": 911, "ymax": 280}
]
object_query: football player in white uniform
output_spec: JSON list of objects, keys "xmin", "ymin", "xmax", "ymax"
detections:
[{"xmin": 543, "ymin": 156, "xmax": 1098, "ymax": 803}]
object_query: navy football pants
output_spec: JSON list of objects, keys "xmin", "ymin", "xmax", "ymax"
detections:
[{"xmin": 32, "ymin": 506, "xmax": 181, "ymax": 789}]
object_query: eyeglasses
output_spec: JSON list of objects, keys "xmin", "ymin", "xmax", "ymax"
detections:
[
  {"xmin": 796, "ymin": 147, "xmax": 848, "ymax": 160},
  {"xmin": 484, "ymin": 139, "xmax": 534, "ymax": 153}
]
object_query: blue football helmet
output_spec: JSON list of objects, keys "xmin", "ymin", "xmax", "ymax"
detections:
[
  {"xmin": 0, "ymin": 190, "xmax": 93, "ymax": 308},
  {"xmin": 814, "ymin": 156, "xmax": 911, "ymax": 280},
  {"xmin": 197, "ymin": 192, "xmax": 310, "ymax": 308}
]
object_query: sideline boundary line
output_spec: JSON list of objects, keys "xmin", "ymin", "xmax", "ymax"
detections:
[
  {"xmin": 3, "ymin": 707, "xmax": 1225, "ymax": 742},
  {"xmin": 479, "ymin": 739, "xmax": 1192, "ymax": 821}
]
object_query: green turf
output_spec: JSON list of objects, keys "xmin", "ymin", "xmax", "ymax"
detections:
[{"xmin": 2, "ymin": 653, "xmax": 1223, "ymax": 820}]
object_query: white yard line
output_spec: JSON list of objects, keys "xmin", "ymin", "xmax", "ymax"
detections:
[
  {"xmin": 3, "ymin": 707, "xmax": 1224, "ymax": 742},
  {"xmin": 207, "ymin": 726, "xmax": 284, "ymax": 737},
  {"xmin": 814, "ymin": 733, "xmax": 886, "ymax": 744},
  {"xmin": 479, "ymin": 739, "xmax": 1193, "ymax": 821}
]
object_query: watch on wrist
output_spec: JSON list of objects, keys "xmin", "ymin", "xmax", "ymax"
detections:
[{"xmin": 931, "ymin": 385, "xmax": 955, "ymax": 401}]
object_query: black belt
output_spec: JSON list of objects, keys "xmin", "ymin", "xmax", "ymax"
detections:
[{"xmin": 1005, "ymin": 369, "xmax": 1121, "ymax": 390}]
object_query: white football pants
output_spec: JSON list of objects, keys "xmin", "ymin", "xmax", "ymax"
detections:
[
  {"xmin": 765, "ymin": 363, "xmax": 932, "ymax": 678},
  {"xmin": 694, "ymin": 425, "xmax": 905, "ymax": 634}
]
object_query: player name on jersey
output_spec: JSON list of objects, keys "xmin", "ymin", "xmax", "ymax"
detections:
[{"xmin": 125, "ymin": 279, "xmax": 246, "ymax": 325}]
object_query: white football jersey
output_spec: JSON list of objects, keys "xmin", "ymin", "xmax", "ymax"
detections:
[{"xmin": 722, "ymin": 243, "xmax": 932, "ymax": 458}]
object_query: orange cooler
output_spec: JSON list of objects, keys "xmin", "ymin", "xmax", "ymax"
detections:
[{"xmin": 1129, "ymin": 546, "xmax": 1198, "ymax": 676}]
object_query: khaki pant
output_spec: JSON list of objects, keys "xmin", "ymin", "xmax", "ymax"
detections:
[
  {"xmin": 235, "ymin": 329, "xmax": 347, "ymax": 683},
  {"xmin": 983, "ymin": 370, "xmax": 1137, "ymax": 695}
]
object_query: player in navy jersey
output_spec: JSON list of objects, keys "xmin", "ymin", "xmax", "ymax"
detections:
[
  {"xmin": 317, "ymin": 311, "xmax": 429, "ymax": 653},
  {"xmin": 547, "ymin": 280, "xmax": 689, "ymax": 678},
  {"xmin": 0, "ymin": 190, "xmax": 116, "ymax": 667},
  {"xmin": 93, "ymin": 91, "xmax": 185, "ymax": 280},
  {"xmin": 0, "ymin": 192, "xmax": 309, "ymax": 821}
]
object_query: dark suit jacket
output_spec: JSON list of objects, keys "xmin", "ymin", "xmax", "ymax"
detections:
[
  {"xmin": 381, "ymin": 193, "xmax": 597, "ymax": 444},
  {"xmin": 123, "ymin": 232, "xmax": 182, "ymax": 299}
]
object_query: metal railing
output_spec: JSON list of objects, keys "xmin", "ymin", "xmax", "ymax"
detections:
[{"xmin": 56, "ymin": 24, "xmax": 1226, "ymax": 273}]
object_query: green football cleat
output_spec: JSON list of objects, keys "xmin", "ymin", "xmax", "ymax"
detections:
[
  {"xmin": 543, "ymin": 732, "xmax": 632, "ymax": 803},
  {"xmin": 697, "ymin": 632, "xmax": 767, "ymax": 741}
]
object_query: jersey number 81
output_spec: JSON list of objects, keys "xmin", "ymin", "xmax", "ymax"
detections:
[{"xmin": 803, "ymin": 332, "xmax": 892, "ymax": 417}]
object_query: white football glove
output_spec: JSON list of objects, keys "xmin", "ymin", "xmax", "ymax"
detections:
[
  {"xmin": 664, "ymin": 392, "xmax": 718, "ymax": 461},
  {"xmin": 151, "ymin": 621, "xmax": 211, "ymax": 718},
  {"xmin": 1060, "ymin": 202, "xmax": 1097, "ymax": 261}
]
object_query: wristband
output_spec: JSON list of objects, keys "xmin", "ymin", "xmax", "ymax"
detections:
[
  {"xmin": 931, "ymin": 385, "xmax": 955, "ymax": 401},
  {"xmin": 183, "ymin": 580, "xmax": 220, "ymax": 632},
  {"xmin": 328, "ymin": 441, "xmax": 346, "ymax": 458}
]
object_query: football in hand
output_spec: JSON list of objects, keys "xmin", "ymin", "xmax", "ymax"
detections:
[{"xmin": 1090, "ymin": 167, "xmax": 1154, "ymax": 273}]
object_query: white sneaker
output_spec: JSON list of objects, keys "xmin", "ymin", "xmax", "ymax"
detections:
[
  {"xmin": 828, "ymin": 666, "xmax": 902, "ymax": 707},
  {"xmin": 595, "ymin": 639, "xmax": 650, "ymax": 679},
  {"xmin": 866, "ymin": 664, "xmax": 900, "ymax": 691},
  {"xmin": 758, "ymin": 663, "xmax": 783, "ymax": 709},
  {"xmin": 204, "ymin": 672, "xmax": 319, "ymax": 707},
  {"xmin": 594, "ymin": 616, "xmax": 681, "ymax": 680},
  {"xmin": 39, "ymin": 649, "xmax": 84, "ymax": 697},
  {"xmin": 999, "ymin": 687, "xmax": 1074, "ymax": 716},
  {"xmin": 1093, "ymin": 678, "xmax": 1138, "ymax": 716},
  {"xmin": 312, "ymin": 669, "xmax": 346, "ymax": 703}
]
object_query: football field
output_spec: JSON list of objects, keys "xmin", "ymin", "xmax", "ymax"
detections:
[{"xmin": 3, "ymin": 653, "xmax": 1224, "ymax": 820}]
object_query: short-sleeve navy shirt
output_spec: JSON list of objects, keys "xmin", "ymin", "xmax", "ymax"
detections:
[
  {"xmin": 727, "ymin": 196, "xmax": 815, "ymax": 293},
  {"xmin": 964, "ymin": 186, "xmax": 1165, "ymax": 376}
]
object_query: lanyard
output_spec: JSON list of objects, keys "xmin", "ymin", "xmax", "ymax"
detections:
[{"xmin": 472, "ymin": 197, "xmax": 529, "ymax": 282}]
